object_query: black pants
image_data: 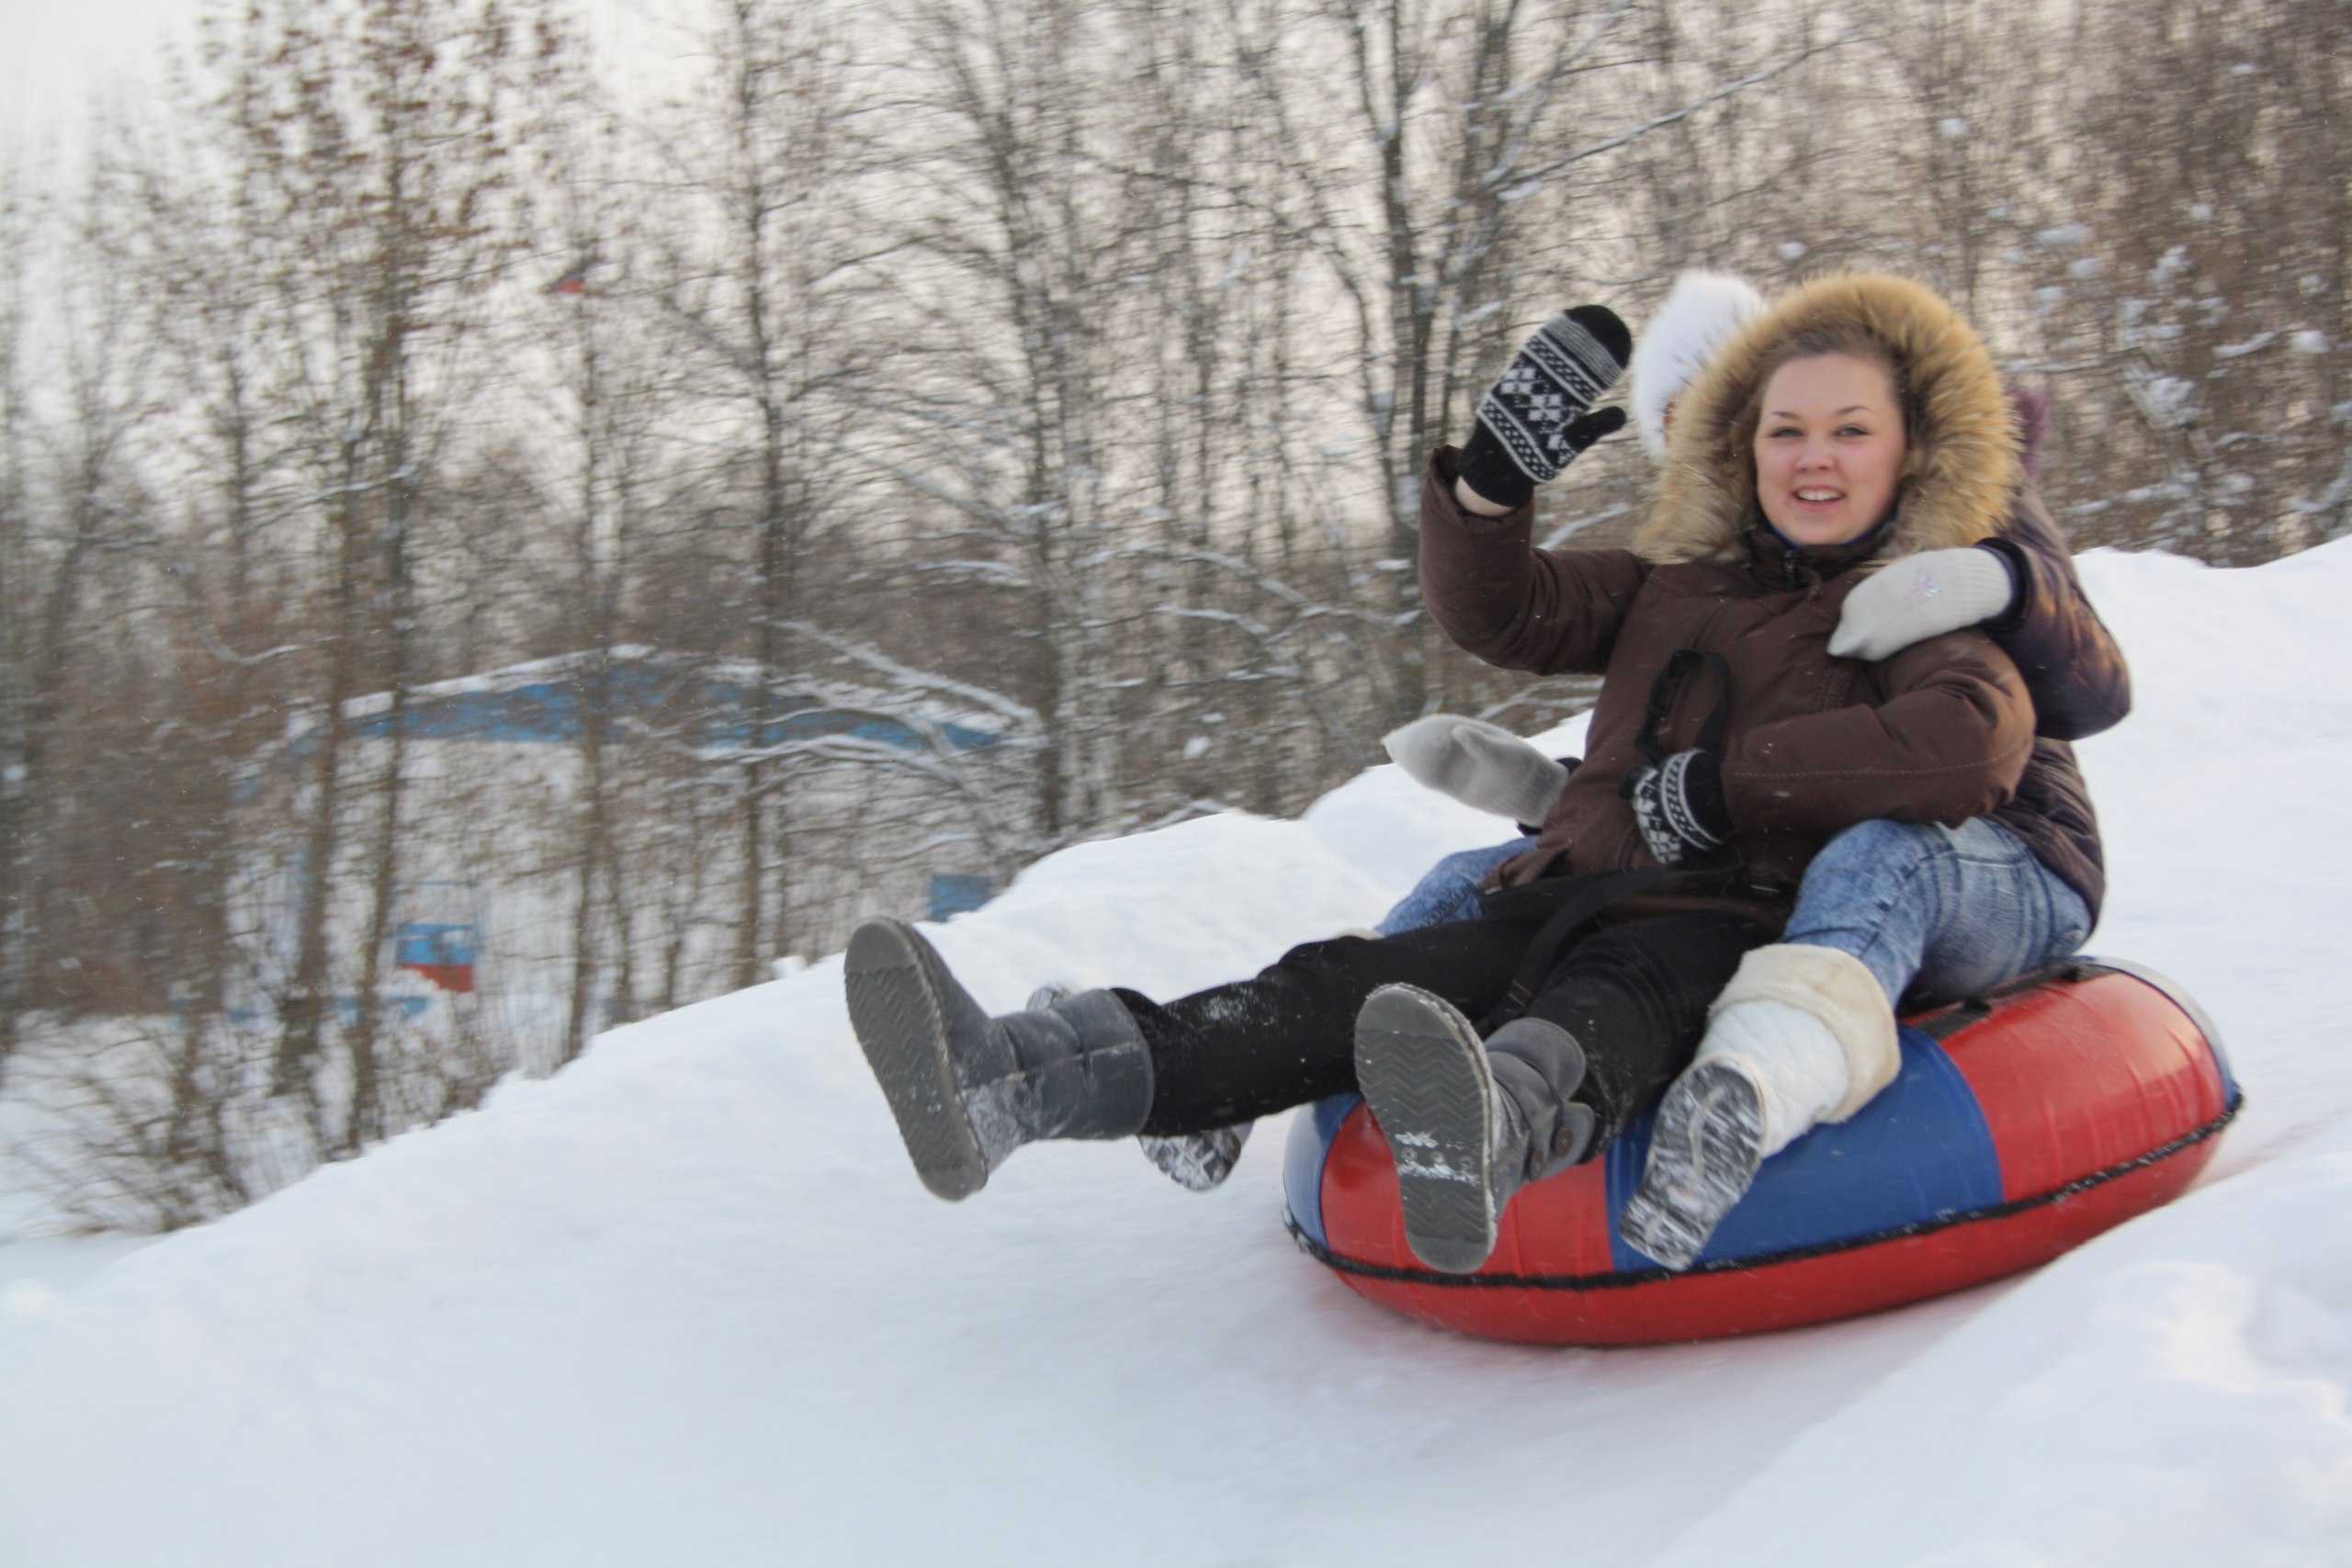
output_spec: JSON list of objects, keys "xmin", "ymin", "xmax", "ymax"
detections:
[{"xmin": 1124, "ymin": 902, "xmax": 1773, "ymax": 1145}]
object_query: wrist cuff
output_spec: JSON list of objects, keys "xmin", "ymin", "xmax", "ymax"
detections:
[
  {"xmin": 1664, "ymin": 750, "xmax": 1730, "ymax": 846},
  {"xmin": 1456, "ymin": 425, "xmax": 1536, "ymax": 512},
  {"xmin": 1975, "ymin": 539, "xmax": 2029, "ymax": 635}
]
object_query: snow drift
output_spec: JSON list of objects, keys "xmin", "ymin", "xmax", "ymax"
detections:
[{"xmin": 4, "ymin": 541, "xmax": 2350, "ymax": 1567}]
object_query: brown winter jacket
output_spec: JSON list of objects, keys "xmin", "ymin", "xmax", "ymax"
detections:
[
  {"xmin": 1980, "ymin": 383, "xmax": 2132, "ymax": 750},
  {"xmin": 1423, "ymin": 274, "xmax": 2098, "ymax": 919}
]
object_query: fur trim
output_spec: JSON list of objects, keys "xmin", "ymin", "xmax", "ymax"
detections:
[
  {"xmin": 1630, "ymin": 271, "xmax": 1770, "ymax": 461},
  {"xmin": 1709, "ymin": 943, "xmax": 1897, "ymax": 1122},
  {"xmin": 1636, "ymin": 274, "xmax": 2022, "ymax": 567}
]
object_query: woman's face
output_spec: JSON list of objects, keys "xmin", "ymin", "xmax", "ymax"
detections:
[{"xmin": 1752, "ymin": 352, "xmax": 1907, "ymax": 547}]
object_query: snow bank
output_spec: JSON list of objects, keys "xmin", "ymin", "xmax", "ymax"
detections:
[{"xmin": 3, "ymin": 541, "xmax": 2350, "ymax": 1568}]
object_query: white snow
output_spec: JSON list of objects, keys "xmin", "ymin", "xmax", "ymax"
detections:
[
  {"xmin": 6, "ymin": 541, "xmax": 2352, "ymax": 1566},
  {"xmin": 2141, "ymin": 375, "xmax": 2201, "ymax": 430}
]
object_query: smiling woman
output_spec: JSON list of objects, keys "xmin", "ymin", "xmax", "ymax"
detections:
[{"xmin": 1749, "ymin": 349, "xmax": 1911, "ymax": 548}]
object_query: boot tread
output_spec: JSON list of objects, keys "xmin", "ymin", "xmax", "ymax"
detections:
[
  {"xmin": 1621, "ymin": 1057, "xmax": 1767, "ymax": 1270},
  {"xmin": 1353, "ymin": 985, "xmax": 1501, "ymax": 1275},
  {"xmin": 845, "ymin": 919, "xmax": 989, "ymax": 1201}
]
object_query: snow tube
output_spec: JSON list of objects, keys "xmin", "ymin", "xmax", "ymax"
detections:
[{"xmin": 1283, "ymin": 959, "xmax": 2239, "ymax": 1345}]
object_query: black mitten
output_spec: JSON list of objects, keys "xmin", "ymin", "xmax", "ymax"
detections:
[
  {"xmin": 1457, "ymin": 305, "xmax": 1633, "ymax": 511},
  {"xmin": 1624, "ymin": 750, "xmax": 1730, "ymax": 868}
]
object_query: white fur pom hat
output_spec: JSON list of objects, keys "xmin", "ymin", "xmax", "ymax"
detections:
[{"xmin": 1630, "ymin": 270, "xmax": 1770, "ymax": 460}]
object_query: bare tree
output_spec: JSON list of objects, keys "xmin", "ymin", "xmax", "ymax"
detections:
[
  {"xmin": 524, "ymin": 38, "xmax": 681, "ymax": 1061},
  {"xmin": 2008, "ymin": 0, "xmax": 2350, "ymax": 561},
  {"xmin": 198, "ymin": 0, "xmax": 539, "ymax": 1141},
  {"xmin": 0, "ymin": 152, "xmax": 31, "ymax": 1079},
  {"xmin": 649, "ymin": 0, "xmax": 890, "ymax": 983},
  {"xmin": 871, "ymin": 0, "xmax": 1148, "ymax": 852},
  {"xmin": 14, "ymin": 152, "xmax": 161, "ymax": 1021}
]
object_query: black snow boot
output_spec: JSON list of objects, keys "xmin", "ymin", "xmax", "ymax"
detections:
[
  {"xmin": 1351, "ymin": 984, "xmax": 1597, "ymax": 1274},
  {"xmin": 845, "ymin": 919, "xmax": 1155, "ymax": 1201}
]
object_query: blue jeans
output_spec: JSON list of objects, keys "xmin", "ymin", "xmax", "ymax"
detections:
[
  {"xmin": 1781, "ymin": 818, "xmax": 2093, "ymax": 1010},
  {"xmin": 1376, "ymin": 836, "xmax": 1541, "ymax": 936},
  {"xmin": 1379, "ymin": 819, "xmax": 2090, "ymax": 1010}
]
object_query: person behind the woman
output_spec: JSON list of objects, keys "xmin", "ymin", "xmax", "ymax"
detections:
[{"xmin": 844, "ymin": 274, "xmax": 2042, "ymax": 1277}]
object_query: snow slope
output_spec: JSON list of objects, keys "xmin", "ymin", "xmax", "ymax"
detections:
[{"xmin": 4, "ymin": 542, "xmax": 2350, "ymax": 1567}]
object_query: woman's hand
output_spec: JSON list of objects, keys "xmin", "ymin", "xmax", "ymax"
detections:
[
  {"xmin": 1625, "ymin": 750, "xmax": 1730, "ymax": 867},
  {"xmin": 1384, "ymin": 715, "xmax": 1571, "ymax": 826},
  {"xmin": 1829, "ymin": 546, "xmax": 2018, "ymax": 660},
  {"xmin": 1456, "ymin": 305, "xmax": 1632, "ymax": 512}
]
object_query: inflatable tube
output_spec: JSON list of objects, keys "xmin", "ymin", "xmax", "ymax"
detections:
[{"xmin": 1283, "ymin": 959, "xmax": 2239, "ymax": 1345}]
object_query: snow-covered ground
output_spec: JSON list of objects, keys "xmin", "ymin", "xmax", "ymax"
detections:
[{"xmin": 4, "ymin": 541, "xmax": 2349, "ymax": 1566}]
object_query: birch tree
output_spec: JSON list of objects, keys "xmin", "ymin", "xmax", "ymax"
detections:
[
  {"xmin": 0, "ymin": 155, "xmax": 30, "ymax": 1078},
  {"xmin": 198, "ymin": 0, "xmax": 538, "ymax": 1140},
  {"xmin": 650, "ymin": 0, "xmax": 887, "ymax": 982},
  {"xmin": 526, "ymin": 44, "xmax": 677, "ymax": 1060}
]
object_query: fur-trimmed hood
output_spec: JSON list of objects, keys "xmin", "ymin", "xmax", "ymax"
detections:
[{"xmin": 1634, "ymin": 274, "xmax": 2021, "ymax": 567}]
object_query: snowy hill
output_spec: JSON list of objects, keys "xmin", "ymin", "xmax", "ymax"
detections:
[{"xmin": 5, "ymin": 542, "xmax": 2351, "ymax": 1566}]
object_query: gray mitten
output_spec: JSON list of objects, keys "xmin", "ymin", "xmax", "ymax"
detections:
[
  {"xmin": 1383, "ymin": 715, "xmax": 1570, "ymax": 827},
  {"xmin": 1829, "ymin": 547, "xmax": 2017, "ymax": 660}
]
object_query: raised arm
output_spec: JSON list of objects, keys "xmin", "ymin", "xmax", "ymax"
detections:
[{"xmin": 1418, "ymin": 447, "xmax": 1649, "ymax": 677}]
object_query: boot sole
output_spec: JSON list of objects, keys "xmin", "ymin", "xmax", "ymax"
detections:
[
  {"xmin": 1353, "ymin": 986, "xmax": 1499, "ymax": 1275},
  {"xmin": 844, "ymin": 919, "xmax": 989, "ymax": 1201},
  {"xmin": 1137, "ymin": 1122, "xmax": 1252, "ymax": 1193},
  {"xmin": 1620, "ymin": 1058, "xmax": 1766, "ymax": 1270}
]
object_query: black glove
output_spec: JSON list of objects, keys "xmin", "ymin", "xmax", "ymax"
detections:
[
  {"xmin": 1624, "ymin": 750, "xmax": 1730, "ymax": 868},
  {"xmin": 1457, "ymin": 305, "xmax": 1633, "ymax": 511}
]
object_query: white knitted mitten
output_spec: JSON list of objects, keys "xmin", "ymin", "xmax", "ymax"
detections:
[{"xmin": 1829, "ymin": 547, "xmax": 2016, "ymax": 660}]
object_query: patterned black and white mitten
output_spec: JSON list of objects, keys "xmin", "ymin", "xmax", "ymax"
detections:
[
  {"xmin": 1624, "ymin": 749, "xmax": 1730, "ymax": 868},
  {"xmin": 1457, "ymin": 305, "xmax": 1634, "ymax": 511}
]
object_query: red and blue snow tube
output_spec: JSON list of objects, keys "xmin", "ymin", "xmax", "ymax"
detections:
[{"xmin": 1283, "ymin": 959, "xmax": 2239, "ymax": 1345}]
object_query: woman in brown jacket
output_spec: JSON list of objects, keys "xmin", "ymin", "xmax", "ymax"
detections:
[{"xmin": 842, "ymin": 273, "xmax": 2048, "ymax": 1279}]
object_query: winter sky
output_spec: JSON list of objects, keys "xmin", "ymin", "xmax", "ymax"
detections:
[{"xmin": 0, "ymin": 0, "xmax": 702, "ymax": 160}]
